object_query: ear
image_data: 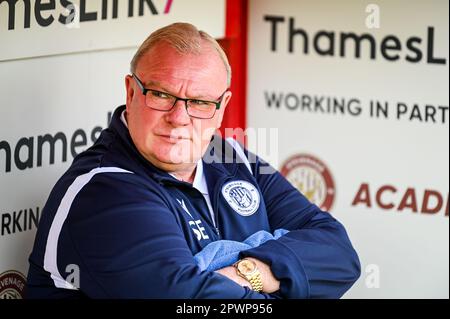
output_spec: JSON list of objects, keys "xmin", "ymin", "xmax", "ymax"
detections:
[
  {"xmin": 125, "ymin": 74, "xmax": 134, "ymax": 112},
  {"xmin": 216, "ymin": 91, "xmax": 232, "ymax": 129}
]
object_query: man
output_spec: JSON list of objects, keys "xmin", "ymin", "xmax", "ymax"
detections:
[{"xmin": 26, "ymin": 23, "xmax": 360, "ymax": 298}]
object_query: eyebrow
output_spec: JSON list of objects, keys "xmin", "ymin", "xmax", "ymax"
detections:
[{"xmin": 143, "ymin": 79, "xmax": 220, "ymax": 101}]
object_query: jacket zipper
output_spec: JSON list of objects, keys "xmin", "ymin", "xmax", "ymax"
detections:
[
  {"xmin": 212, "ymin": 177, "xmax": 233, "ymax": 240},
  {"xmin": 191, "ymin": 186, "xmax": 221, "ymax": 239}
]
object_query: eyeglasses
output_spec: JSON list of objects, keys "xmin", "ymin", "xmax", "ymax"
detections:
[{"xmin": 132, "ymin": 73, "xmax": 228, "ymax": 119}]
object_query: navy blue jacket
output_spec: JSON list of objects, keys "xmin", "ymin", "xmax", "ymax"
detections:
[{"xmin": 26, "ymin": 105, "xmax": 360, "ymax": 299}]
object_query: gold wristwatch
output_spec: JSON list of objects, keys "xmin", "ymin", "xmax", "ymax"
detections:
[{"xmin": 234, "ymin": 258, "xmax": 263, "ymax": 292}]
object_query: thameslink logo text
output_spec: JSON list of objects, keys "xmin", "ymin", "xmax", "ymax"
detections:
[{"xmin": 0, "ymin": 0, "xmax": 174, "ymax": 30}]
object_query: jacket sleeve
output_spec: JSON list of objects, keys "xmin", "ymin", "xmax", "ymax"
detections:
[
  {"xmin": 239, "ymin": 154, "xmax": 361, "ymax": 299},
  {"xmin": 65, "ymin": 173, "xmax": 272, "ymax": 299}
]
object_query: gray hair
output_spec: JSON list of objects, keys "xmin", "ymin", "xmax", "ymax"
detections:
[{"xmin": 130, "ymin": 22, "xmax": 231, "ymax": 87}]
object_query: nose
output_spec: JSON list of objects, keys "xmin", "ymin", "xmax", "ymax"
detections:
[{"xmin": 165, "ymin": 99, "xmax": 191, "ymax": 126}]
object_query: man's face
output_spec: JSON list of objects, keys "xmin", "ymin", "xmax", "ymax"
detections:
[{"xmin": 125, "ymin": 41, "xmax": 231, "ymax": 174}]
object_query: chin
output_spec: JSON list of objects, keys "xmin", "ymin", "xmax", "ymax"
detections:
[
  {"xmin": 154, "ymin": 148, "xmax": 195, "ymax": 166},
  {"xmin": 145, "ymin": 139, "xmax": 201, "ymax": 165}
]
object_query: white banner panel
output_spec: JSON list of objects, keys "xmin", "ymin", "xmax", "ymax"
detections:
[
  {"xmin": 0, "ymin": 0, "xmax": 225, "ymax": 298},
  {"xmin": 0, "ymin": 0, "xmax": 225, "ymax": 61},
  {"xmin": 248, "ymin": 0, "xmax": 449, "ymax": 298}
]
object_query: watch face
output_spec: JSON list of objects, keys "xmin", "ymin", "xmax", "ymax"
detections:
[{"xmin": 237, "ymin": 259, "xmax": 256, "ymax": 275}]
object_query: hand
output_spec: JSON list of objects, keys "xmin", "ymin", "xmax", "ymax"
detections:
[
  {"xmin": 216, "ymin": 266, "xmax": 252, "ymax": 289},
  {"xmin": 215, "ymin": 258, "xmax": 280, "ymax": 294},
  {"xmin": 247, "ymin": 258, "xmax": 280, "ymax": 294}
]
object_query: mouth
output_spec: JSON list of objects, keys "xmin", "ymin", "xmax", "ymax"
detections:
[{"xmin": 156, "ymin": 134, "xmax": 191, "ymax": 143}]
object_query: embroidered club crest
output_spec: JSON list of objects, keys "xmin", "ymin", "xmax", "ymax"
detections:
[{"xmin": 222, "ymin": 180, "xmax": 260, "ymax": 216}]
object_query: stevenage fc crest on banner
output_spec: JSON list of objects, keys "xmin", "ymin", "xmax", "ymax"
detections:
[
  {"xmin": 222, "ymin": 181, "xmax": 260, "ymax": 216},
  {"xmin": 0, "ymin": 270, "xmax": 26, "ymax": 299},
  {"xmin": 281, "ymin": 154, "xmax": 335, "ymax": 211}
]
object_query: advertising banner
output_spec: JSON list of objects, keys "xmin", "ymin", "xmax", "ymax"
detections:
[{"xmin": 247, "ymin": 0, "xmax": 449, "ymax": 298}]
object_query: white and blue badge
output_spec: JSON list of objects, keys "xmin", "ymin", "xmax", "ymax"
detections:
[{"xmin": 222, "ymin": 180, "xmax": 260, "ymax": 216}]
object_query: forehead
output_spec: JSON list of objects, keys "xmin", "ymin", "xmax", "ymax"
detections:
[{"xmin": 135, "ymin": 42, "xmax": 228, "ymax": 93}]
